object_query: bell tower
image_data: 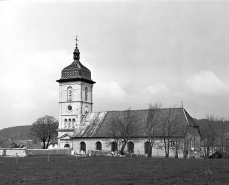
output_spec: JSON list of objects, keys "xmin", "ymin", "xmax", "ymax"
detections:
[{"xmin": 56, "ymin": 36, "xmax": 95, "ymax": 148}]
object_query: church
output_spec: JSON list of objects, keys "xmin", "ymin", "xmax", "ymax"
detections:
[{"xmin": 56, "ymin": 38, "xmax": 201, "ymax": 158}]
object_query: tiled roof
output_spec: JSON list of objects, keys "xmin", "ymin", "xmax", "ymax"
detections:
[
  {"xmin": 73, "ymin": 108, "xmax": 198, "ymax": 138},
  {"xmin": 183, "ymin": 109, "xmax": 199, "ymax": 127},
  {"xmin": 60, "ymin": 61, "xmax": 91, "ymax": 81}
]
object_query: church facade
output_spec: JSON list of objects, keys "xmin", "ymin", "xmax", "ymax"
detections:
[{"xmin": 56, "ymin": 38, "xmax": 201, "ymax": 158}]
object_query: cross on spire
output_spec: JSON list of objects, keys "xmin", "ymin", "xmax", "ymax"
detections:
[
  {"xmin": 73, "ymin": 35, "xmax": 80, "ymax": 61},
  {"xmin": 75, "ymin": 35, "xmax": 79, "ymax": 46}
]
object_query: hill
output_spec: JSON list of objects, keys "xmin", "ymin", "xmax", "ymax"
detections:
[{"xmin": 0, "ymin": 125, "xmax": 33, "ymax": 141}]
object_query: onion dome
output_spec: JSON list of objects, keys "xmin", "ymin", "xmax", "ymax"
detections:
[{"xmin": 57, "ymin": 36, "xmax": 95, "ymax": 84}]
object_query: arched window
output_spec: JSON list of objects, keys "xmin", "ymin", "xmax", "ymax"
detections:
[
  {"xmin": 72, "ymin": 119, "xmax": 75, "ymax": 128},
  {"xmin": 80, "ymin": 141, "xmax": 86, "ymax": 152},
  {"xmin": 84, "ymin": 106, "xmax": 88, "ymax": 116},
  {"xmin": 64, "ymin": 119, "xmax": 67, "ymax": 128},
  {"xmin": 67, "ymin": 86, "xmax": 73, "ymax": 101},
  {"xmin": 127, "ymin": 141, "xmax": 134, "ymax": 153},
  {"xmin": 96, "ymin": 141, "xmax": 102, "ymax": 150},
  {"xmin": 111, "ymin": 141, "xmax": 117, "ymax": 152},
  {"xmin": 68, "ymin": 119, "xmax": 71, "ymax": 128},
  {"xmin": 64, "ymin": 144, "xmax": 70, "ymax": 148},
  {"xmin": 144, "ymin": 141, "xmax": 150, "ymax": 154},
  {"xmin": 170, "ymin": 141, "xmax": 175, "ymax": 147},
  {"xmin": 85, "ymin": 87, "xmax": 88, "ymax": 101}
]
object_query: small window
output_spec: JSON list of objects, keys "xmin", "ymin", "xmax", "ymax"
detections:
[
  {"xmin": 127, "ymin": 141, "xmax": 134, "ymax": 153},
  {"xmin": 67, "ymin": 86, "xmax": 73, "ymax": 101},
  {"xmin": 85, "ymin": 87, "xmax": 88, "ymax": 101},
  {"xmin": 72, "ymin": 119, "xmax": 76, "ymax": 128},
  {"xmin": 170, "ymin": 141, "xmax": 175, "ymax": 147},
  {"xmin": 68, "ymin": 119, "xmax": 71, "ymax": 128},
  {"xmin": 96, "ymin": 141, "xmax": 102, "ymax": 150},
  {"xmin": 84, "ymin": 106, "xmax": 88, "ymax": 116},
  {"xmin": 144, "ymin": 141, "xmax": 150, "ymax": 154},
  {"xmin": 111, "ymin": 141, "xmax": 117, "ymax": 152},
  {"xmin": 64, "ymin": 119, "xmax": 67, "ymax": 128},
  {"xmin": 80, "ymin": 141, "xmax": 86, "ymax": 152}
]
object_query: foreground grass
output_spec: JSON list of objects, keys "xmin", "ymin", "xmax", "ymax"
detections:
[{"xmin": 0, "ymin": 156, "xmax": 229, "ymax": 185}]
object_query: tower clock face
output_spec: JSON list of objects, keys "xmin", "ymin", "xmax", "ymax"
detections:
[{"xmin": 67, "ymin": 104, "xmax": 72, "ymax": 112}]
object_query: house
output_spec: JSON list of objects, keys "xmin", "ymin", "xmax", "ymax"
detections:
[{"xmin": 57, "ymin": 37, "xmax": 201, "ymax": 158}]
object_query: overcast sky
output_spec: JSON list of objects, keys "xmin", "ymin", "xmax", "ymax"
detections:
[{"xmin": 0, "ymin": 1, "xmax": 228, "ymax": 129}]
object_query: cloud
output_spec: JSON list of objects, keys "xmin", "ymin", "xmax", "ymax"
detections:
[
  {"xmin": 186, "ymin": 71, "xmax": 229, "ymax": 95},
  {"xmin": 134, "ymin": 83, "xmax": 170, "ymax": 94},
  {"xmin": 94, "ymin": 81, "xmax": 126, "ymax": 101},
  {"xmin": 0, "ymin": 50, "xmax": 72, "ymax": 129}
]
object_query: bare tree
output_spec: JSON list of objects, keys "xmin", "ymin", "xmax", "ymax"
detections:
[
  {"xmin": 30, "ymin": 115, "xmax": 58, "ymax": 149},
  {"xmin": 144, "ymin": 103, "xmax": 161, "ymax": 157},
  {"xmin": 216, "ymin": 118, "xmax": 229, "ymax": 151},
  {"xmin": 107, "ymin": 109, "xmax": 140, "ymax": 155},
  {"xmin": 170, "ymin": 138, "xmax": 184, "ymax": 158},
  {"xmin": 159, "ymin": 106, "xmax": 184, "ymax": 158},
  {"xmin": 200, "ymin": 115, "xmax": 218, "ymax": 158}
]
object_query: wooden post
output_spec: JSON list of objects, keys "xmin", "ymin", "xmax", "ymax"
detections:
[{"xmin": 16, "ymin": 153, "xmax": 18, "ymax": 164}]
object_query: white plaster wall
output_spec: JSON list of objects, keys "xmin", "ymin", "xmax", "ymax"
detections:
[
  {"xmin": 5, "ymin": 149, "xmax": 26, "ymax": 157},
  {"xmin": 59, "ymin": 139, "xmax": 73, "ymax": 148},
  {"xmin": 72, "ymin": 138, "xmax": 184, "ymax": 158},
  {"xmin": 58, "ymin": 81, "xmax": 94, "ymax": 131}
]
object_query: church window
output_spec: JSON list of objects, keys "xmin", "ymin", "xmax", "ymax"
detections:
[
  {"xmin": 68, "ymin": 105, "xmax": 72, "ymax": 111},
  {"xmin": 144, "ymin": 141, "xmax": 150, "ymax": 154},
  {"xmin": 68, "ymin": 119, "xmax": 71, "ymax": 128},
  {"xmin": 72, "ymin": 119, "xmax": 76, "ymax": 128},
  {"xmin": 111, "ymin": 141, "xmax": 117, "ymax": 152},
  {"xmin": 96, "ymin": 141, "xmax": 102, "ymax": 150},
  {"xmin": 64, "ymin": 144, "xmax": 70, "ymax": 148},
  {"xmin": 80, "ymin": 141, "xmax": 86, "ymax": 152},
  {"xmin": 67, "ymin": 86, "xmax": 73, "ymax": 101},
  {"xmin": 64, "ymin": 119, "xmax": 67, "ymax": 128},
  {"xmin": 85, "ymin": 87, "xmax": 88, "ymax": 101},
  {"xmin": 84, "ymin": 106, "xmax": 88, "ymax": 116},
  {"xmin": 170, "ymin": 141, "xmax": 175, "ymax": 147},
  {"xmin": 127, "ymin": 141, "xmax": 134, "ymax": 153}
]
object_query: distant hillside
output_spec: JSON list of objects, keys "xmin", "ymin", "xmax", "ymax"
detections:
[{"xmin": 0, "ymin": 125, "xmax": 33, "ymax": 141}]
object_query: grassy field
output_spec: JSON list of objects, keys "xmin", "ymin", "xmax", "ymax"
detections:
[{"xmin": 0, "ymin": 156, "xmax": 229, "ymax": 185}]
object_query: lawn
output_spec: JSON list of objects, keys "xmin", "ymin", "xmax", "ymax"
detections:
[{"xmin": 0, "ymin": 156, "xmax": 229, "ymax": 185}]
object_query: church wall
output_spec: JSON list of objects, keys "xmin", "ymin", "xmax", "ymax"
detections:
[
  {"xmin": 59, "ymin": 139, "xmax": 73, "ymax": 148},
  {"xmin": 186, "ymin": 126, "xmax": 201, "ymax": 158},
  {"xmin": 72, "ymin": 138, "xmax": 184, "ymax": 158}
]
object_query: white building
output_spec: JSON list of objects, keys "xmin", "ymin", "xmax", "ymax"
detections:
[{"xmin": 56, "ymin": 38, "xmax": 201, "ymax": 158}]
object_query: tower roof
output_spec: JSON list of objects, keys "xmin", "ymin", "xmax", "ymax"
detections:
[{"xmin": 57, "ymin": 36, "xmax": 95, "ymax": 84}]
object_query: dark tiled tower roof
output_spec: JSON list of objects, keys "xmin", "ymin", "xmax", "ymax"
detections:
[{"xmin": 57, "ymin": 37, "xmax": 95, "ymax": 84}]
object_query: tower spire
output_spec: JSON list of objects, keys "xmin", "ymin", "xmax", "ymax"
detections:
[{"xmin": 73, "ymin": 35, "xmax": 80, "ymax": 61}]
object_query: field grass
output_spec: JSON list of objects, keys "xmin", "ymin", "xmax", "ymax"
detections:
[{"xmin": 0, "ymin": 156, "xmax": 229, "ymax": 185}]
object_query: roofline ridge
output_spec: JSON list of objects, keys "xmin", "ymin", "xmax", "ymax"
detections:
[{"xmin": 92, "ymin": 107, "xmax": 184, "ymax": 113}]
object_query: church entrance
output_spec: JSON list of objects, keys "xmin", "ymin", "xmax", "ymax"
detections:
[{"xmin": 64, "ymin": 144, "xmax": 70, "ymax": 148}]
